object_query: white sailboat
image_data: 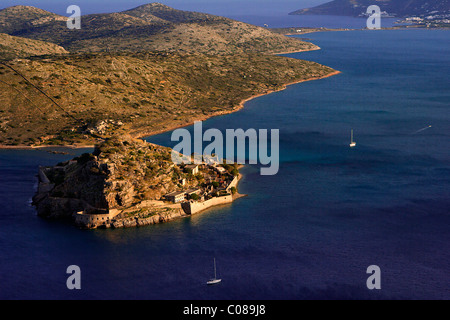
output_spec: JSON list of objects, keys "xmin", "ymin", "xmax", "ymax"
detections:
[
  {"xmin": 207, "ymin": 258, "xmax": 222, "ymax": 285},
  {"xmin": 350, "ymin": 129, "xmax": 356, "ymax": 148}
]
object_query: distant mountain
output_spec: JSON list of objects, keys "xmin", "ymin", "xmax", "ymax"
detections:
[
  {"xmin": 289, "ymin": 0, "xmax": 450, "ymax": 17},
  {"xmin": 0, "ymin": 3, "xmax": 317, "ymax": 55},
  {"xmin": 0, "ymin": 3, "xmax": 336, "ymax": 147}
]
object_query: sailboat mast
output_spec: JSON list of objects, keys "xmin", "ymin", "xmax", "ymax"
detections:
[
  {"xmin": 351, "ymin": 129, "xmax": 354, "ymax": 143},
  {"xmin": 214, "ymin": 258, "xmax": 217, "ymax": 279}
]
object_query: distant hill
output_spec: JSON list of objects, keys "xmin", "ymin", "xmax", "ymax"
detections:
[
  {"xmin": 289, "ymin": 0, "xmax": 450, "ymax": 17},
  {"xmin": 0, "ymin": 3, "xmax": 318, "ymax": 55},
  {"xmin": 0, "ymin": 52, "xmax": 336, "ymax": 146}
]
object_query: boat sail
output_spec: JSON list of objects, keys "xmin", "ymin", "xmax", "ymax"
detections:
[
  {"xmin": 350, "ymin": 129, "xmax": 356, "ymax": 148},
  {"xmin": 207, "ymin": 258, "xmax": 222, "ymax": 285}
]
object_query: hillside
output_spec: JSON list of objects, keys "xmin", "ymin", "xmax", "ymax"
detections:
[
  {"xmin": 0, "ymin": 5, "xmax": 67, "ymax": 34},
  {"xmin": 0, "ymin": 3, "xmax": 318, "ymax": 55},
  {"xmin": 0, "ymin": 52, "xmax": 336, "ymax": 146},
  {"xmin": 289, "ymin": 0, "xmax": 450, "ymax": 17}
]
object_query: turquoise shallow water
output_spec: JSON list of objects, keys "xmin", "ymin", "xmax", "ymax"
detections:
[{"xmin": 0, "ymin": 29, "xmax": 449, "ymax": 300}]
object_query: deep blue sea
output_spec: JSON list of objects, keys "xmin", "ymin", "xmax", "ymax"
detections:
[{"xmin": 0, "ymin": 29, "xmax": 449, "ymax": 300}]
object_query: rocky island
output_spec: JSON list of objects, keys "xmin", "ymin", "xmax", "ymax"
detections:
[{"xmin": 32, "ymin": 136, "xmax": 243, "ymax": 229}]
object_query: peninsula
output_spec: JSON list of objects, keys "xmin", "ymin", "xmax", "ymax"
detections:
[{"xmin": 0, "ymin": 3, "xmax": 338, "ymax": 148}]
